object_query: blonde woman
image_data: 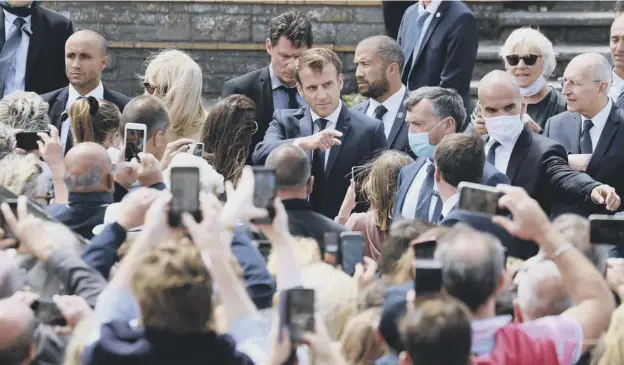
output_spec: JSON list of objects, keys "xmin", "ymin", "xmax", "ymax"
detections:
[
  {"xmin": 336, "ymin": 150, "xmax": 413, "ymax": 262},
  {"xmin": 340, "ymin": 308, "xmax": 384, "ymax": 365},
  {"xmin": 139, "ymin": 49, "xmax": 208, "ymax": 141}
]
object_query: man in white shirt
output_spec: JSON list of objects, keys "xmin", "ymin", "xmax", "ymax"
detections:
[{"xmin": 351, "ymin": 36, "xmax": 412, "ymax": 157}]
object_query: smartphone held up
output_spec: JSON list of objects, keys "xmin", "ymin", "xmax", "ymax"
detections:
[
  {"xmin": 457, "ymin": 182, "xmax": 509, "ymax": 216},
  {"xmin": 251, "ymin": 167, "xmax": 277, "ymax": 224},
  {"xmin": 168, "ymin": 166, "xmax": 202, "ymax": 227}
]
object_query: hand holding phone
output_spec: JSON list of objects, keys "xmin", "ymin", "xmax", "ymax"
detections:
[
  {"xmin": 168, "ymin": 166, "xmax": 202, "ymax": 227},
  {"xmin": 457, "ymin": 182, "xmax": 509, "ymax": 216},
  {"xmin": 15, "ymin": 130, "xmax": 50, "ymax": 151},
  {"xmin": 31, "ymin": 299, "xmax": 67, "ymax": 326},
  {"xmin": 124, "ymin": 123, "xmax": 147, "ymax": 164},
  {"xmin": 589, "ymin": 214, "xmax": 624, "ymax": 245},
  {"xmin": 251, "ymin": 167, "xmax": 277, "ymax": 224},
  {"xmin": 280, "ymin": 288, "xmax": 315, "ymax": 344},
  {"xmin": 340, "ymin": 231, "xmax": 364, "ymax": 276}
]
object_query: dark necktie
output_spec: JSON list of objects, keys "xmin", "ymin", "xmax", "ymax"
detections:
[
  {"xmin": 486, "ymin": 140, "xmax": 501, "ymax": 165},
  {"xmin": 580, "ymin": 119, "xmax": 594, "ymax": 154},
  {"xmin": 312, "ymin": 118, "xmax": 329, "ymax": 177},
  {"xmin": 374, "ymin": 104, "xmax": 388, "ymax": 121},
  {"xmin": 0, "ymin": 17, "xmax": 26, "ymax": 97},
  {"xmin": 404, "ymin": 11, "xmax": 430, "ymax": 81},
  {"xmin": 415, "ymin": 164, "xmax": 439, "ymax": 220},
  {"xmin": 280, "ymin": 85, "xmax": 300, "ymax": 109}
]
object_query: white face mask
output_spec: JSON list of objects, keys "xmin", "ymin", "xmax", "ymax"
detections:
[
  {"xmin": 485, "ymin": 114, "xmax": 524, "ymax": 143},
  {"xmin": 519, "ymin": 75, "xmax": 547, "ymax": 97}
]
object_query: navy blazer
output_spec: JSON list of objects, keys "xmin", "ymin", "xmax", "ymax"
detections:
[
  {"xmin": 397, "ymin": 1, "xmax": 477, "ymax": 130},
  {"xmin": 544, "ymin": 104, "xmax": 624, "ymax": 217},
  {"xmin": 350, "ymin": 88, "xmax": 414, "ymax": 158},
  {"xmin": 253, "ymin": 104, "xmax": 388, "ymax": 218},
  {"xmin": 46, "ymin": 191, "xmax": 112, "ymax": 240},
  {"xmin": 392, "ymin": 159, "xmax": 509, "ymax": 222}
]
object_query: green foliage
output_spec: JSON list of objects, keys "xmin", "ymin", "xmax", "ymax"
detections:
[{"xmin": 341, "ymin": 93, "xmax": 366, "ymax": 107}]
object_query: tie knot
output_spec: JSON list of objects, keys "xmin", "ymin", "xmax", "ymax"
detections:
[
  {"xmin": 13, "ymin": 17, "xmax": 25, "ymax": 28},
  {"xmin": 583, "ymin": 119, "xmax": 594, "ymax": 131},
  {"xmin": 316, "ymin": 118, "xmax": 328, "ymax": 131},
  {"xmin": 280, "ymin": 85, "xmax": 297, "ymax": 96},
  {"xmin": 417, "ymin": 10, "xmax": 430, "ymax": 22},
  {"xmin": 374, "ymin": 104, "xmax": 388, "ymax": 120},
  {"xmin": 490, "ymin": 139, "xmax": 501, "ymax": 149},
  {"xmin": 426, "ymin": 163, "xmax": 435, "ymax": 176}
]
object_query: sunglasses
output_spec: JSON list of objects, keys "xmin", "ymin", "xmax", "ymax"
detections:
[
  {"xmin": 143, "ymin": 82, "xmax": 168, "ymax": 96},
  {"xmin": 505, "ymin": 54, "xmax": 541, "ymax": 66}
]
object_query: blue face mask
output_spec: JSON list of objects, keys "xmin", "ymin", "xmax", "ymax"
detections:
[{"xmin": 408, "ymin": 120, "xmax": 445, "ymax": 158}]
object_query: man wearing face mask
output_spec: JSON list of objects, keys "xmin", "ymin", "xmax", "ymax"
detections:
[
  {"xmin": 392, "ymin": 86, "xmax": 509, "ymax": 223},
  {"xmin": 479, "ymin": 70, "xmax": 620, "ymax": 217},
  {"xmin": 543, "ymin": 53, "xmax": 624, "ymax": 217}
]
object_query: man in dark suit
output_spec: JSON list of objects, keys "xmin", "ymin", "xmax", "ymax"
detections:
[
  {"xmin": 479, "ymin": 70, "xmax": 620, "ymax": 216},
  {"xmin": 222, "ymin": 11, "xmax": 313, "ymax": 163},
  {"xmin": 41, "ymin": 30, "xmax": 130, "ymax": 154},
  {"xmin": 0, "ymin": 1, "xmax": 72, "ymax": 97},
  {"xmin": 352, "ymin": 36, "xmax": 412, "ymax": 157},
  {"xmin": 392, "ymin": 87, "xmax": 509, "ymax": 223},
  {"xmin": 253, "ymin": 48, "xmax": 388, "ymax": 218},
  {"xmin": 265, "ymin": 143, "xmax": 345, "ymax": 248},
  {"xmin": 397, "ymin": 0, "xmax": 478, "ymax": 130},
  {"xmin": 544, "ymin": 53, "xmax": 624, "ymax": 217}
]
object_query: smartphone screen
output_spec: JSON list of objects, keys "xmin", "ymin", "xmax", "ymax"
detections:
[
  {"xmin": 251, "ymin": 167, "xmax": 276, "ymax": 224},
  {"xmin": 457, "ymin": 182, "xmax": 509, "ymax": 216},
  {"xmin": 283, "ymin": 288, "xmax": 315, "ymax": 343},
  {"xmin": 124, "ymin": 126, "xmax": 146, "ymax": 162},
  {"xmin": 323, "ymin": 232, "xmax": 341, "ymax": 266},
  {"xmin": 414, "ymin": 259, "xmax": 443, "ymax": 296},
  {"xmin": 340, "ymin": 232, "xmax": 364, "ymax": 276},
  {"xmin": 0, "ymin": 199, "xmax": 18, "ymax": 242},
  {"xmin": 589, "ymin": 215, "xmax": 624, "ymax": 244},
  {"xmin": 31, "ymin": 299, "xmax": 66, "ymax": 326},
  {"xmin": 412, "ymin": 239, "xmax": 437, "ymax": 260},
  {"xmin": 15, "ymin": 131, "xmax": 49, "ymax": 151},
  {"xmin": 192, "ymin": 143, "xmax": 204, "ymax": 157},
  {"xmin": 169, "ymin": 167, "xmax": 201, "ymax": 227}
]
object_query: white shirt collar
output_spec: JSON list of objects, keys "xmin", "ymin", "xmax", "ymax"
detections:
[
  {"xmin": 581, "ymin": 98, "xmax": 612, "ymax": 133},
  {"xmin": 310, "ymin": 101, "xmax": 343, "ymax": 125},
  {"xmin": 67, "ymin": 82, "xmax": 105, "ymax": 107},
  {"xmin": 441, "ymin": 192, "xmax": 459, "ymax": 217},
  {"xmin": 3, "ymin": 9, "xmax": 32, "ymax": 25},
  {"xmin": 418, "ymin": 0, "xmax": 443, "ymax": 15},
  {"xmin": 613, "ymin": 69, "xmax": 624, "ymax": 92},
  {"xmin": 369, "ymin": 84, "xmax": 407, "ymax": 116},
  {"xmin": 269, "ymin": 63, "xmax": 287, "ymax": 91}
]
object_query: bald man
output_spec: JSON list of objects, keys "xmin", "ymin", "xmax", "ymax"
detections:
[
  {"xmin": 0, "ymin": 1, "xmax": 73, "ymax": 96},
  {"xmin": 41, "ymin": 30, "xmax": 131, "ymax": 154},
  {"xmin": 46, "ymin": 142, "xmax": 114, "ymax": 239},
  {"xmin": 544, "ymin": 54, "xmax": 624, "ymax": 217},
  {"xmin": 0, "ymin": 298, "xmax": 38, "ymax": 365},
  {"xmin": 478, "ymin": 70, "xmax": 619, "ymax": 223}
]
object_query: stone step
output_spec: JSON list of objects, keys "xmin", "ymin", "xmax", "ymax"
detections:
[{"xmin": 467, "ymin": 0, "xmax": 616, "ymax": 12}]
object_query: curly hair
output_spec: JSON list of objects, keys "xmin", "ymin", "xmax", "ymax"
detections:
[{"xmin": 0, "ymin": 91, "xmax": 50, "ymax": 130}]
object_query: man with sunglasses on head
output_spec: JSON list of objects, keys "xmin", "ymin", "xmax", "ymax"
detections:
[
  {"xmin": 543, "ymin": 53, "xmax": 624, "ymax": 217},
  {"xmin": 41, "ymin": 30, "xmax": 130, "ymax": 155}
]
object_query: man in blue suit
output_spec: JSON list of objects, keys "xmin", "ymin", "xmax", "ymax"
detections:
[
  {"xmin": 253, "ymin": 48, "xmax": 388, "ymax": 218},
  {"xmin": 397, "ymin": 0, "xmax": 478, "ymax": 130},
  {"xmin": 392, "ymin": 87, "xmax": 508, "ymax": 223}
]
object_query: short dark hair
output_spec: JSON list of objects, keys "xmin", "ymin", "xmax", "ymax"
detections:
[
  {"xmin": 269, "ymin": 11, "xmax": 313, "ymax": 49},
  {"xmin": 359, "ymin": 35, "xmax": 405, "ymax": 70},
  {"xmin": 265, "ymin": 144, "xmax": 310, "ymax": 189},
  {"xmin": 120, "ymin": 95, "xmax": 170, "ymax": 140},
  {"xmin": 295, "ymin": 48, "xmax": 342, "ymax": 85},
  {"xmin": 379, "ymin": 219, "xmax": 436, "ymax": 275},
  {"xmin": 434, "ymin": 134, "xmax": 484, "ymax": 188},
  {"xmin": 404, "ymin": 87, "xmax": 466, "ymax": 133},
  {"xmin": 400, "ymin": 296, "xmax": 472, "ymax": 365}
]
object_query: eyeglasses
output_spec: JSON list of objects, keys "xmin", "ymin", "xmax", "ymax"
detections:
[
  {"xmin": 251, "ymin": 121, "xmax": 258, "ymax": 135},
  {"xmin": 143, "ymin": 82, "xmax": 156, "ymax": 95},
  {"xmin": 505, "ymin": 54, "xmax": 541, "ymax": 66},
  {"xmin": 557, "ymin": 77, "xmax": 604, "ymax": 88}
]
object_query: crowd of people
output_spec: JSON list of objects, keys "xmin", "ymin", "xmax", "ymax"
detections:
[{"xmin": 1, "ymin": 0, "xmax": 624, "ymax": 364}]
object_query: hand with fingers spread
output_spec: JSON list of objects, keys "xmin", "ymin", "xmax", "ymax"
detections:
[
  {"xmin": 0, "ymin": 196, "xmax": 55, "ymax": 259},
  {"xmin": 296, "ymin": 129, "xmax": 343, "ymax": 151},
  {"xmin": 354, "ymin": 256, "xmax": 378, "ymax": 291},
  {"xmin": 590, "ymin": 185, "xmax": 621, "ymax": 211},
  {"xmin": 114, "ymin": 145, "xmax": 139, "ymax": 189},
  {"xmin": 37, "ymin": 125, "xmax": 63, "ymax": 168},
  {"xmin": 221, "ymin": 166, "xmax": 269, "ymax": 225},
  {"xmin": 491, "ymin": 185, "xmax": 551, "ymax": 243},
  {"xmin": 116, "ymin": 188, "xmax": 160, "ymax": 231},
  {"xmin": 136, "ymin": 152, "xmax": 163, "ymax": 187},
  {"xmin": 160, "ymin": 138, "xmax": 194, "ymax": 170},
  {"xmin": 53, "ymin": 295, "xmax": 93, "ymax": 335}
]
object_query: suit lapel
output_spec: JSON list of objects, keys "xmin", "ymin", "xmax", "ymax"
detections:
[
  {"xmin": 259, "ymin": 67, "xmax": 274, "ymax": 122},
  {"xmin": 299, "ymin": 108, "xmax": 314, "ymax": 161},
  {"xmin": 325, "ymin": 104, "xmax": 351, "ymax": 177},
  {"xmin": 506, "ymin": 128, "xmax": 532, "ymax": 183},
  {"xmin": 413, "ymin": 3, "xmax": 446, "ymax": 66},
  {"xmin": 352, "ymin": 99, "xmax": 369, "ymax": 114},
  {"xmin": 0, "ymin": 10, "xmax": 5, "ymax": 50},
  {"xmin": 26, "ymin": 9, "xmax": 46, "ymax": 80},
  {"xmin": 387, "ymin": 89, "xmax": 409, "ymax": 148},
  {"xmin": 50, "ymin": 87, "xmax": 69, "ymax": 130},
  {"xmin": 568, "ymin": 113, "xmax": 582, "ymax": 154},
  {"xmin": 588, "ymin": 104, "xmax": 621, "ymax": 173}
]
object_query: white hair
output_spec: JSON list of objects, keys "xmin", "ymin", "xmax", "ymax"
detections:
[
  {"xmin": 163, "ymin": 153, "xmax": 225, "ymax": 196},
  {"xmin": 0, "ymin": 91, "xmax": 50, "ymax": 130},
  {"xmin": 587, "ymin": 53, "xmax": 613, "ymax": 87},
  {"xmin": 516, "ymin": 260, "xmax": 573, "ymax": 321},
  {"xmin": 500, "ymin": 27, "xmax": 557, "ymax": 77}
]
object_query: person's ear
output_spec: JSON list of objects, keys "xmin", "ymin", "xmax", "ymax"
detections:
[
  {"xmin": 107, "ymin": 172, "xmax": 114, "ymax": 190},
  {"xmin": 512, "ymin": 300, "xmax": 524, "ymax": 323},
  {"xmin": 338, "ymin": 73, "xmax": 344, "ymax": 91},
  {"xmin": 399, "ymin": 351, "xmax": 412, "ymax": 365},
  {"xmin": 101, "ymin": 55, "xmax": 109, "ymax": 71},
  {"xmin": 495, "ymin": 271, "xmax": 506, "ymax": 295},
  {"xmin": 265, "ymin": 38, "xmax": 272, "ymax": 55},
  {"xmin": 434, "ymin": 164, "xmax": 441, "ymax": 183},
  {"xmin": 306, "ymin": 175, "xmax": 314, "ymax": 195}
]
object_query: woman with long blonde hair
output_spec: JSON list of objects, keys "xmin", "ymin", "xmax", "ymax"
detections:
[
  {"xmin": 335, "ymin": 150, "xmax": 413, "ymax": 261},
  {"xmin": 68, "ymin": 96, "xmax": 121, "ymax": 148},
  {"xmin": 139, "ymin": 49, "xmax": 208, "ymax": 141}
]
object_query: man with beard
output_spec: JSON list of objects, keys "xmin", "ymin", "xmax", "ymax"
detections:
[{"xmin": 352, "ymin": 36, "xmax": 412, "ymax": 157}]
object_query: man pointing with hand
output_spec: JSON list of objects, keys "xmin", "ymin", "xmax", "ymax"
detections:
[{"xmin": 253, "ymin": 48, "xmax": 387, "ymax": 218}]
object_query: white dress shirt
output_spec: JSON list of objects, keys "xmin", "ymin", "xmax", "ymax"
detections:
[
  {"xmin": 411, "ymin": 0, "xmax": 443, "ymax": 69},
  {"xmin": 401, "ymin": 159, "xmax": 440, "ymax": 220},
  {"xmin": 441, "ymin": 192, "xmax": 459, "ymax": 219},
  {"xmin": 484, "ymin": 132, "xmax": 522, "ymax": 176},
  {"xmin": 2, "ymin": 10, "xmax": 31, "ymax": 97},
  {"xmin": 609, "ymin": 70, "xmax": 624, "ymax": 103},
  {"xmin": 581, "ymin": 99, "xmax": 612, "ymax": 152},
  {"xmin": 366, "ymin": 85, "xmax": 407, "ymax": 138},
  {"xmin": 310, "ymin": 101, "xmax": 342, "ymax": 168},
  {"xmin": 61, "ymin": 82, "xmax": 105, "ymax": 150}
]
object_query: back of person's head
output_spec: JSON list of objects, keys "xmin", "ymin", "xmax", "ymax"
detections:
[
  {"xmin": 399, "ymin": 296, "xmax": 472, "ymax": 365},
  {"xmin": 265, "ymin": 144, "xmax": 312, "ymax": 193},
  {"xmin": 69, "ymin": 96, "xmax": 121, "ymax": 147},
  {"xmin": 120, "ymin": 95, "xmax": 170, "ymax": 159},
  {"xmin": 267, "ymin": 236, "xmax": 320, "ymax": 278},
  {"xmin": 163, "ymin": 153, "xmax": 225, "ymax": 196},
  {"xmin": 434, "ymin": 134, "xmax": 484, "ymax": 188},
  {"xmin": 201, "ymin": 94, "xmax": 256, "ymax": 184},
  {"xmin": 0, "ymin": 124, "xmax": 14, "ymax": 159},
  {"xmin": 340, "ymin": 307, "xmax": 384, "ymax": 365},
  {"xmin": 362, "ymin": 151, "xmax": 413, "ymax": 232},
  {"xmin": 0, "ymin": 298, "xmax": 38, "ymax": 365},
  {"xmin": 358, "ymin": 277, "xmax": 392, "ymax": 312},
  {"xmin": 435, "ymin": 225, "xmax": 506, "ymax": 313},
  {"xmin": 379, "ymin": 220, "xmax": 436, "ymax": 276},
  {"xmin": 131, "ymin": 240, "xmax": 213, "ymax": 333},
  {"xmin": 515, "ymin": 260, "xmax": 572, "ymax": 322},
  {"xmin": 140, "ymin": 49, "xmax": 207, "ymax": 140},
  {"xmin": 0, "ymin": 154, "xmax": 48, "ymax": 205},
  {"xmin": 552, "ymin": 214, "xmax": 608, "ymax": 273},
  {"xmin": 0, "ymin": 91, "xmax": 50, "ymax": 130},
  {"xmin": 63, "ymin": 142, "xmax": 113, "ymax": 193}
]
